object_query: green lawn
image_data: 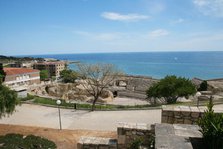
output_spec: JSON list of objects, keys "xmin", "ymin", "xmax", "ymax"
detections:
[{"xmin": 29, "ymin": 96, "xmax": 160, "ymax": 110}]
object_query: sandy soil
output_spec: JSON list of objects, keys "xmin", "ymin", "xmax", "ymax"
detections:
[
  {"xmin": 0, "ymin": 124, "xmax": 116, "ymax": 149},
  {"xmin": 107, "ymin": 97, "xmax": 150, "ymax": 105}
]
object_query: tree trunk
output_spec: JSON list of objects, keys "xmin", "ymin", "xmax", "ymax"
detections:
[
  {"xmin": 166, "ymin": 97, "xmax": 178, "ymax": 104},
  {"xmin": 91, "ymin": 97, "xmax": 98, "ymax": 111}
]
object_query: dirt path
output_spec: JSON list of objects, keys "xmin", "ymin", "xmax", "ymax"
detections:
[{"xmin": 0, "ymin": 124, "xmax": 116, "ymax": 149}]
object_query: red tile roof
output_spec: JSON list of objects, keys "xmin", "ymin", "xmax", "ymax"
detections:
[{"xmin": 3, "ymin": 68, "xmax": 40, "ymax": 75}]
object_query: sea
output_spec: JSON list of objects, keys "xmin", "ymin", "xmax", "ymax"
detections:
[{"xmin": 30, "ymin": 51, "xmax": 223, "ymax": 80}]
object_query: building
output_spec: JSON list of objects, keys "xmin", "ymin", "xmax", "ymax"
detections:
[
  {"xmin": 3, "ymin": 67, "xmax": 40, "ymax": 87},
  {"xmin": 33, "ymin": 61, "xmax": 65, "ymax": 78},
  {"xmin": 9, "ymin": 62, "xmax": 33, "ymax": 68}
]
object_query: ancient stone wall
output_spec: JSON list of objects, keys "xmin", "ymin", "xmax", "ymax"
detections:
[
  {"xmin": 77, "ymin": 137, "xmax": 117, "ymax": 149},
  {"xmin": 77, "ymin": 122, "xmax": 155, "ymax": 149},
  {"xmin": 162, "ymin": 106, "xmax": 223, "ymax": 124},
  {"xmin": 117, "ymin": 122, "xmax": 154, "ymax": 149},
  {"xmin": 112, "ymin": 75, "xmax": 158, "ymax": 99}
]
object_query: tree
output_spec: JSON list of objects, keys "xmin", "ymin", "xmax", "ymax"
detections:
[
  {"xmin": 147, "ymin": 75, "xmax": 196, "ymax": 104},
  {"xmin": 0, "ymin": 65, "xmax": 5, "ymax": 84},
  {"xmin": 77, "ymin": 63, "xmax": 122, "ymax": 111},
  {"xmin": 40, "ymin": 70, "xmax": 49, "ymax": 81},
  {"xmin": 0, "ymin": 85, "xmax": 19, "ymax": 118},
  {"xmin": 198, "ymin": 80, "xmax": 208, "ymax": 91},
  {"xmin": 60, "ymin": 69, "xmax": 78, "ymax": 83}
]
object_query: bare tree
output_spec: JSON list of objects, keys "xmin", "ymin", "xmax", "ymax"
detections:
[{"xmin": 77, "ymin": 63, "xmax": 122, "ymax": 111}]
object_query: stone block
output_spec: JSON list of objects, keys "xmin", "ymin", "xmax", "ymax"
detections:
[
  {"xmin": 136, "ymin": 123, "xmax": 148, "ymax": 130},
  {"xmin": 179, "ymin": 106, "xmax": 190, "ymax": 112},
  {"xmin": 182, "ymin": 111, "xmax": 191, "ymax": 116},
  {"xmin": 191, "ymin": 112, "xmax": 200, "ymax": 118},
  {"xmin": 77, "ymin": 143, "xmax": 83, "ymax": 149},
  {"xmin": 184, "ymin": 119, "xmax": 192, "ymax": 124},
  {"xmin": 176, "ymin": 119, "xmax": 184, "ymax": 124},
  {"xmin": 167, "ymin": 111, "xmax": 174, "ymax": 117},
  {"xmin": 136, "ymin": 131, "xmax": 144, "ymax": 136},
  {"xmin": 190, "ymin": 106, "xmax": 200, "ymax": 112},
  {"xmin": 117, "ymin": 127, "xmax": 124, "ymax": 135},
  {"xmin": 126, "ymin": 131, "xmax": 132, "ymax": 135},
  {"xmin": 167, "ymin": 117, "xmax": 174, "ymax": 124},
  {"xmin": 174, "ymin": 111, "xmax": 181, "ymax": 117},
  {"xmin": 161, "ymin": 116, "xmax": 168, "ymax": 123},
  {"xmin": 118, "ymin": 135, "xmax": 126, "ymax": 144},
  {"xmin": 98, "ymin": 145, "xmax": 109, "ymax": 149}
]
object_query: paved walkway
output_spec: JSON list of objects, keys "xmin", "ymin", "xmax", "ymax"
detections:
[{"xmin": 0, "ymin": 104, "xmax": 161, "ymax": 131}]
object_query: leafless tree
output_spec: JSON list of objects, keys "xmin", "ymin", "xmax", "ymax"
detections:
[{"xmin": 77, "ymin": 63, "xmax": 122, "ymax": 111}]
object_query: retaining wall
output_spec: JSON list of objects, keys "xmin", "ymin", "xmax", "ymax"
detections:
[{"xmin": 162, "ymin": 106, "xmax": 223, "ymax": 124}]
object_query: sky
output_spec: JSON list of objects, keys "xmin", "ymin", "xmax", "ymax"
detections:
[{"xmin": 0, "ymin": 0, "xmax": 223, "ymax": 55}]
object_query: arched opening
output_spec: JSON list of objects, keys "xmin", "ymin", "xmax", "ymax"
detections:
[{"xmin": 113, "ymin": 91, "xmax": 118, "ymax": 97}]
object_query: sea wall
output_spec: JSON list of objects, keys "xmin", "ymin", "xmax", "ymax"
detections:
[{"xmin": 162, "ymin": 106, "xmax": 223, "ymax": 124}]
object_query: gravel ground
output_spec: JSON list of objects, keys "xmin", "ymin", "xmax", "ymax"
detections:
[
  {"xmin": 0, "ymin": 104, "xmax": 161, "ymax": 131},
  {"xmin": 107, "ymin": 97, "xmax": 150, "ymax": 105}
]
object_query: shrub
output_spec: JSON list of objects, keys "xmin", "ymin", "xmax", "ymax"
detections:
[
  {"xmin": 147, "ymin": 75, "xmax": 196, "ymax": 104},
  {"xmin": 129, "ymin": 138, "xmax": 142, "ymax": 149},
  {"xmin": 198, "ymin": 81, "xmax": 208, "ymax": 91},
  {"xmin": 198, "ymin": 99, "xmax": 223, "ymax": 149},
  {"xmin": 0, "ymin": 133, "xmax": 56, "ymax": 149}
]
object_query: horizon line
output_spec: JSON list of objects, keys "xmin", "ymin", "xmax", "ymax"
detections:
[{"xmin": 9, "ymin": 50, "xmax": 223, "ymax": 57}]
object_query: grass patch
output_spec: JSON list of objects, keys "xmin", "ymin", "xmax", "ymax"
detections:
[
  {"xmin": 18, "ymin": 93, "xmax": 35, "ymax": 101},
  {"xmin": 32, "ymin": 96, "xmax": 160, "ymax": 110}
]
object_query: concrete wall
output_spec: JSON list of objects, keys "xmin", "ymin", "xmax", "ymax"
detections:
[{"xmin": 162, "ymin": 106, "xmax": 223, "ymax": 124}]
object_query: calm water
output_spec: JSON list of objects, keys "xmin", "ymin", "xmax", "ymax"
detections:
[{"xmin": 30, "ymin": 51, "xmax": 223, "ymax": 79}]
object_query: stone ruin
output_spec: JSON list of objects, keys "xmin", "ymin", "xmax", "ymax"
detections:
[
  {"xmin": 110, "ymin": 75, "xmax": 158, "ymax": 99},
  {"xmin": 29, "ymin": 82, "xmax": 114, "ymax": 103},
  {"xmin": 29, "ymin": 75, "xmax": 159, "ymax": 103},
  {"xmin": 77, "ymin": 106, "xmax": 223, "ymax": 149}
]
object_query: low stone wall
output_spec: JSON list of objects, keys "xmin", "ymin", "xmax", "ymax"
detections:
[
  {"xmin": 77, "ymin": 122, "xmax": 155, "ymax": 149},
  {"xmin": 162, "ymin": 106, "xmax": 223, "ymax": 124},
  {"xmin": 117, "ymin": 91, "xmax": 147, "ymax": 99},
  {"xmin": 117, "ymin": 122, "xmax": 154, "ymax": 149},
  {"xmin": 77, "ymin": 137, "xmax": 117, "ymax": 149}
]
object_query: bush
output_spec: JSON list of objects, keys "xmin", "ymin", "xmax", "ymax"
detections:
[
  {"xmin": 198, "ymin": 99, "xmax": 223, "ymax": 149},
  {"xmin": 198, "ymin": 81, "xmax": 208, "ymax": 91},
  {"xmin": 0, "ymin": 133, "xmax": 56, "ymax": 149},
  {"xmin": 129, "ymin": 138, "xmax": 142, "ymax": 149},
  {"xmin": 147, "ymin": 75, "xmax": 196, "ymax": 104}
]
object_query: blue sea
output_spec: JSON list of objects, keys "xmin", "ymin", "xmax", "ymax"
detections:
[{"xmin": 30, "ymin": 51, "xmax": 223, "ymax": 79}]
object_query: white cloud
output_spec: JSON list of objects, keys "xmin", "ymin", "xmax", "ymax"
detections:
[
  {"xmin": 101, "ymin": 12, "xmax": 149, "ymax": 22},
  {"xmin": 193, "ymin": 0, "xmax": 223, "ymax": 17},
  {"xmin": 149, "ymin": 29, "xmax": 169, "ymax": 37}
]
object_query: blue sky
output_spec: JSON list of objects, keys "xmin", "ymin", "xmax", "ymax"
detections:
[{"xmin": 1, "ymin": 0, "xmax": 223, "ymax": 55}]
